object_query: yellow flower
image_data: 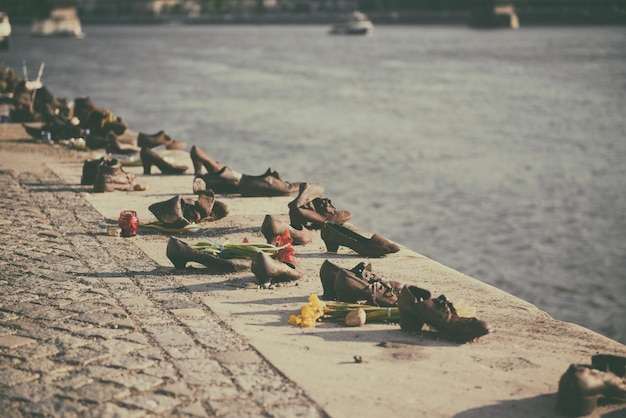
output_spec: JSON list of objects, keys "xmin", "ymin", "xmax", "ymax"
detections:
[{"xmin": 289, "ymin": 314, "xmax": 302, "ymax": 326}]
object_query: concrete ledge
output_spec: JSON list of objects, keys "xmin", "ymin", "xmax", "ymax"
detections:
[{"xmin": 2, "ymin": 127, "xmax": 625, "ymax": 417}]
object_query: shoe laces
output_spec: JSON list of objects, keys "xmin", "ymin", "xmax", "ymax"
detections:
[
  {"xmin": 434, "ymin": 295, "xmax": 458, "ymax": 315},
  {"xmin": 312, "ymin": 197, "xmax": 336, "ymax": 215}
]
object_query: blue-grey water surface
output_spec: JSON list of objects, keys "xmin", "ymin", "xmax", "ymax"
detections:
[{"xmin": 4, "ymin": 24, "xmax": 625, "ymax": 343}]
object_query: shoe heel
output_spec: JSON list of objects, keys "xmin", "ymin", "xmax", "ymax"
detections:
[
  {"xmin": 142, "ymin": 162, "xmax": 151, "ymax": 175},
  {"xmin": 324, "ymin": 239, "xmax": 339, "ymax": 253},
  {"xmin": 399, "ymin": 311, "xmax": 424, "ymax": 332}
]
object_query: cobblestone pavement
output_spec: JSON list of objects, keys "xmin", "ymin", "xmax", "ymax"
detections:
[{"xmin": 0, "ymin": 168, "xmax": 329, "ymax": 418}]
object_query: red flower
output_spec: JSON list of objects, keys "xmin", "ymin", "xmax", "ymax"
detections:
[{"xmin": 275, "ymin": 230, "xmax": 296, "ymax": 264}]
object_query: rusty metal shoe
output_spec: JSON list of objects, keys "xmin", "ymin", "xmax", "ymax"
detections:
[
  {"xmin": 320, "ymin": 222, "xmax": 400, "ymax": 257},
  {"xmin": 140, "ymin": 146, "xmax": 188, "ymax": 175},
  {"xmin": 398, "ymin": 285, "xmax": 490, "ymax": 343},
  {"xmin": 138, "ymin": 130, "xmax": 186, "ymax": 150},
  {"xmin": 261, "ymin": 214, "xmax": 313, "ymax": 246},
  {"xmin": 288, "ymin": 183, "xmax": 351, "ymax": 229},
  {"xmin": 319, "ymin": 260, "xmax": 403, "ymax": 302},
  {"xmin": 166, "ymin": 236, "xmax": 251, "ymax": 272},
  {"xmin": 149, "ymin": 190, "xmax": 228, "ymax": 227},
  {"xmin": 557, "ymin": 363, "xmax": 626, "ymax": 417},
  {"xmin": 251, "ymin": 251, "xmax": 303, "ymax": 286},
  {"xmin": 332, "ymin": 263, "xmax": 403, "ymax": 307},
  {"xmin": 190, "ymin": 145, "xmax": 225, "ymax": 175},
  {"xmin": 81, "ymin": 157, "xmax": 104, "ymax": 185},
  {"xmin": 192, "ymin": 166, "xmax": 242, "ymax": 195},
  {"xmin": 238, "ymin": 168, "xmax": 300, "ymax": 197}
]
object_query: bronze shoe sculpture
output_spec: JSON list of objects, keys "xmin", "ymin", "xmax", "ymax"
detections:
[
  {"xmin": 190, "ymin": 145, "xmax": 226, "ymax": 175},
  {"xmin": 149, "ymin": 190, "xmax": 228, "ymax": 228},
  {"xmin": 398, "ymin": 285, "xmax": 490, "ymax": 343},
  {"xmin": 81, "ymin": 157, "xmax": 104, "ymax": 186},
  {"xmin": 288, "ymin": 183, "xmax": 351, "ymax": 229},
  {"xmin": 251, "ymin": 251, "xmax": 303, "ymax": 286},
  {"xmin": 261, "ymin": 214, "xmax": 313, "ymax": 246},
  {"xmin": 166, "ymin": 236, "xmax": 251, "ymax": 272},
  {"xmin": 557, "ymin": 360, "xmax": 626, "ymax": 417},
  {"xmin": 192, "ymin": 166, "xmax": 242, "ymax": 195},
  {"xmin": 106, "ymin": 131, "xmax": 141, "ymax": 155},
  {"xmin": 333, "ymin": 263, "xmax": 402, "ymax": 307},
  {"xmin": 140, "ymin": 146, "xmax": 188, "ymax": 175},
  {"xmin": 320, "ymin": 222, "xmax": 400, "ymax": 257},
  {"xmin": 238, "ymin": 168, "xmax": 300, "ymax": 197},
  {"xmin": 319, "ymin": 259, "xmax": 403, "ymax": 302},
  {"xmin": 138, "ymin": 130, "xmax": 186, "ymax": 150},
  {"xmin": 93, "ymin": 158, "xmax": 136, "ymax": 193}
]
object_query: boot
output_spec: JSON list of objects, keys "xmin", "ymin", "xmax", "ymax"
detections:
[
  {"xmin": 93, "ymin": 159, "xmax": 136, "ymax": 193},
  {"xmin": 148, "ymin": 195, "xmax": 189, "ymax": 227},
  {"xmin": 166, "ymin": 236, "xmax": 251, "ymax": 272},
  {"xmin": 81, "ymin": 157, "xmax": 104, "ymax": 185},
  {"xmin": 140, "ymin": 146, "xmax": 188, "ymax": 175}
]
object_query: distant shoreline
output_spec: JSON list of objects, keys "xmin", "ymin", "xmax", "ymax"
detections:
[{"xmin": 8, "ymin": 9, "xmax": 626, "ymax": 27}]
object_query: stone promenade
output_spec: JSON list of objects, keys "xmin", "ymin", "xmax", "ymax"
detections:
[{"xmin": 0, "ymin": 168, "xmax": 327, "ymax": 417}]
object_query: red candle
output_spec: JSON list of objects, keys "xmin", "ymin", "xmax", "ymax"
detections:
[{"xmin": 118, "ymin": 210, "xmax": 138, "ymax": 237}]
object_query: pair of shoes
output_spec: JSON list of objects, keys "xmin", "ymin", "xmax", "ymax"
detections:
[
  {"xmin": 140, "ymin": 146, "xmax": 188, "ymax": 175},
  {"xmin": 190, "ymin": 145, "xmax": 226, "ymax": 175},
  {"xmin": 251, "ymin": 251, "xmax": 303, "ymax": 286},
  {"xmin": 138, "ymin": 130, "xmax": 186, "ymax": 150},
  {"xmin": 192, "ymin": 166, "xmax": 242, "ymax": 195},
  {"xmin": 320, "ymin": 222, "xmax": 400, "ymax": 257},
  {"xmin": 238, "ymin": 168, "xmax": 300, "ymax": 197},
  {"xmin": 93, "ymin": 158, "xmax": 138, "ymax": 193},
  {"xmin": 149, "ymin": 190, "xmax": 228, "ymax": 228},
  {"xmin": 398, "ymin": 285, "xmax": 490, "ymax": 343},
  {"xmin": 319, "ymin": 260, "xmax": 403, "ymax": 306},
  {"xmin": 261, "ymin": 214, "xmax": 313, "ymax": 246},
  {"xmin": 557, "ymin": 355, "xmax": 626, "ymax": 416},
  {"xmin": 288, "ymin": 183, "xmax": 351, "ymax": 229},
  {"xmin": 166, "ymin": 236, "xmax": 251, "ymax": 272}
]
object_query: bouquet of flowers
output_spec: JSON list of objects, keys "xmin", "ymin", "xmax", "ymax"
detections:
[{"xmin": 191, "ymin": 230, "xmax": 296, "ymax": 262}]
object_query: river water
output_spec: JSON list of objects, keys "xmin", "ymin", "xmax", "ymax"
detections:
[{"xmin": 3, "ymin": 24, "xmax": 625, "ymax": 344}]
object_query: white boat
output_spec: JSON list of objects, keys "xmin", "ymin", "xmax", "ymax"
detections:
[
  {"xmin": 31, "ymin": 7, "xmax": 84, "ymax": 38},
  {"xmin": 0, "ymin": 12, "xmax": 11, "ymax": 50},
  {"xmin": 329, "ymin": 11, "xmax": 373, "ymax": 35}
]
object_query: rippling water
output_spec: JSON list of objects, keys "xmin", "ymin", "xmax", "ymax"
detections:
[{"xmin": 4, "ymin": 24, "xmax": 625, "ymax": 343}]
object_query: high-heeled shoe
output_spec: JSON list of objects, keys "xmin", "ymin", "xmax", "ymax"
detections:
[
  {"xmin": 250, "ymin": 251, "xmax": 303, "ymax": 286},
  {"xmin": 398, "ymin": 285, "xmax": 490, "ymax": 343},
  {"xmin": 140, "ymin": 146, "xmax": 188, "ymax": 175},
  {"xmin": 288, "ymin": 183, "xmax": 351, "ymax": 229},
  {"xmin": 320, "ymin": 222, "xmax": 400, "ymax": 257},
  {"xmin": 190, "ymin": 145, "xmax": 225, "ymax": 175},
  {"xmin": 166, "ymin": 236, "xmax": 251, "ymax": 272},
  {"xmin": 261, "ymin": 214, "xmax": 313, "ymax": 246}
]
